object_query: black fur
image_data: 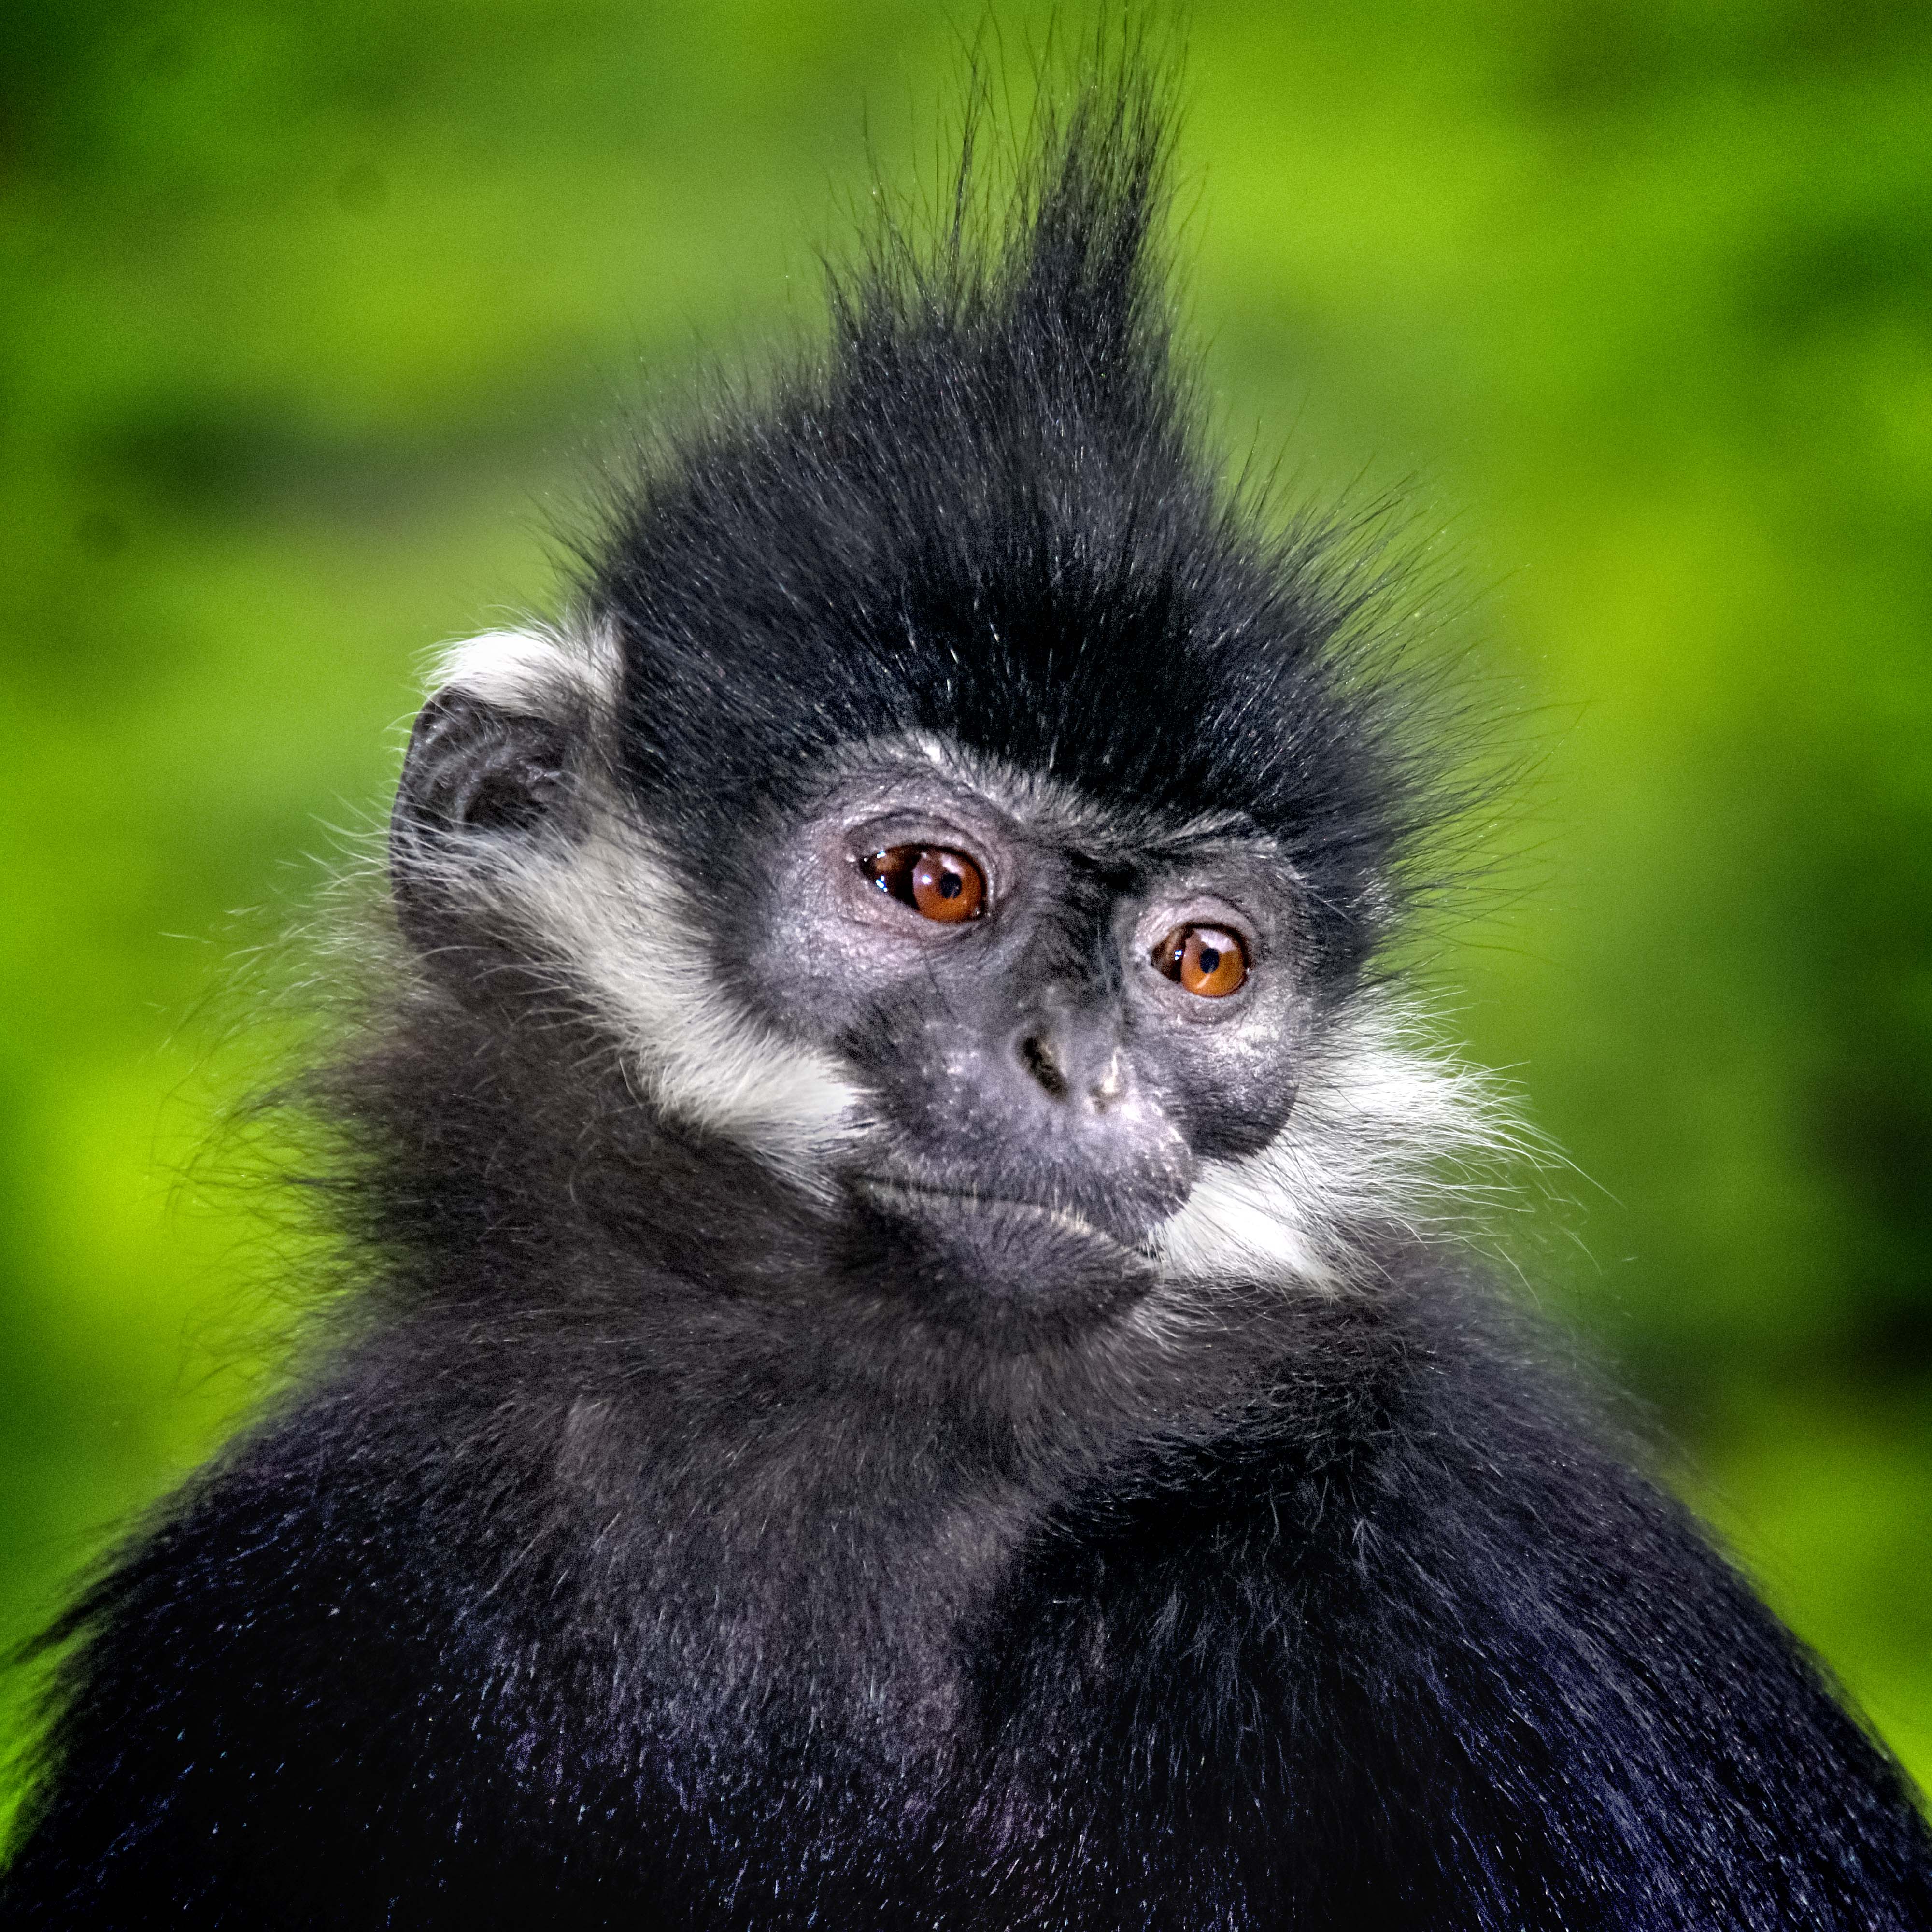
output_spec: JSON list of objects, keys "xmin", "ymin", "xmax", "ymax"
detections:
[
  {"xmin": 596, "ymin": 71, "xmax": 1414, "ymax": 984},
  {"xmin": 6, "ymin": 58, "xmax": 1930, "ymax": 1932}
]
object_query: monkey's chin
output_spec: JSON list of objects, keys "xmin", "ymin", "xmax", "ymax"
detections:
[{"xmin": 849, "ymin": 1179, "xmax": 1159, "ymax": 1339}]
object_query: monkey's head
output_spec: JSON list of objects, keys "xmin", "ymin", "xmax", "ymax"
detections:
[{"xmin": 384, "ymin": 90, "xmax": 1502, "ymax": 1329}]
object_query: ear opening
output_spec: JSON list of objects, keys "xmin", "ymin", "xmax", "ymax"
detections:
[{"xmin": 389, "ymin": 686, "xmax": 579, "ymax": 937}]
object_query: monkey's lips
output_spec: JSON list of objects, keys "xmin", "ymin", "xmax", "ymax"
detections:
[{"xmin": 852, "ymin": 1176, "xmax": 1157, "ymax": 1259}]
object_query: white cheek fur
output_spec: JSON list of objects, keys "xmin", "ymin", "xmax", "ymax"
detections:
[
  {"xmin": 1152, "ymin": 994, "xmax": 1537, "ymax": 1291},
  {"xmin": 491, "ymin": 827, "xmax": 866, "ymax": 1171},
  {"xmin": 419, "ymin": 625, "xmax": 865, "ymax": 1173}
]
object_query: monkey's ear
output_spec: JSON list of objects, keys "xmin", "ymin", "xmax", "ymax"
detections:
[{"xmin": 389, "ymin": 686, "xmax": 577, "ymax": 931}]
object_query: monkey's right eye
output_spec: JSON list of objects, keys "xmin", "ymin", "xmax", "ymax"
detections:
[{"xmin": 862, "ymin": 846, "xmax": 986, "ymax": 923}]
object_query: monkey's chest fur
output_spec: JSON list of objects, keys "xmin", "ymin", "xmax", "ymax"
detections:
[
  {"xmin": 198, "ymin": 1275, "xmax": 1422, "ymax": 1923},
  {"xmin": 418, "ymin": 1298, "xmax": 1364, "ymax": 1750}
]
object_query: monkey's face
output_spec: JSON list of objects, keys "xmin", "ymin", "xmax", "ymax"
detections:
[{"xmin": 716, "ymin": 746, "xmax": 1314, "ymax": 1310}]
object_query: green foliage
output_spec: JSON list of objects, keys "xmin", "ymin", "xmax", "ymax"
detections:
[{"xmin": 2, "ymin": 0, "xmax": 1928, "ymax": 1814}]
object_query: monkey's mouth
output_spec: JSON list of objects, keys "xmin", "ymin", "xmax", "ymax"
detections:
[{"xmin": 853, "ymin": 1177, "xmax": 1153, "ymax": 1256}]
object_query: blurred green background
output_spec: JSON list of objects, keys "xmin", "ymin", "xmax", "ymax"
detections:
[{"xmin": 3, "ymin": 0, "xmax": 1929, "ymax": 1824}]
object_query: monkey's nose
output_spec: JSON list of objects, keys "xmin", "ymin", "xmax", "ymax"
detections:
[{"xmin": 1015, "ymin": 1026, "xmax": 1131, "ymax": 1114}]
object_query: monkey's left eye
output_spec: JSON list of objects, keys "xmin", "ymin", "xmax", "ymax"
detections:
[
  {"xmin": 862, "ymin": 845, "xmax": 986, "ymax": 923},
  {"xmin": 1152, "ymin": 924, "xmax": 1249, "ymax": 997}
]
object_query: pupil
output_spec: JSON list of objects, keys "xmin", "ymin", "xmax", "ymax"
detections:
[
  {"xmin": 1197, "ymin": 945, "xmax": 1220, "ymax": 973},
  {"xmin": 937, "ymin": 869, "xmax": 961, "ymax": 898}
]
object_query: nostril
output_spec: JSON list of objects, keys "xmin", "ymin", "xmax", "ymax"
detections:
[{"xmin": 1018, "ymin": 1033, "xmax": 1069, "ymax": 1099}]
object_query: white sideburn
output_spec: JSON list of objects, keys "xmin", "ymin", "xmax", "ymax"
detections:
[
  {"xmin": 426, "ymin": 625, "xmax": 864, "ymax": 1175},
  {"xmin": 1152, "ymin": 996, "xmax": 1528, "ymax": 1290}
]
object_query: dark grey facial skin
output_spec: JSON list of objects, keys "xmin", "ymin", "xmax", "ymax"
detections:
[{"xmin": 736, "ymin": 752, "xmax": 1314, "ymax": 1305}]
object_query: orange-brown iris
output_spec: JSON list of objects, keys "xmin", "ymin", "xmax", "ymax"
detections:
[
  {"xmin": 1153, "ymin": 923, "xmax": 1248, "ymax": 997},
  {"xmin": 863, "ymin": 845, "xmax": 986, "ymax": 923}
]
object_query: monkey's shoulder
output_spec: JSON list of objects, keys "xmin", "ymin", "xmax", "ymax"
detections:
[{"xmin": 965, "ymin": 1287, "xmax": 1932, "ymax": 1923}]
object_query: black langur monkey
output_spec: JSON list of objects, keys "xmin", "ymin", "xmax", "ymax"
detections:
[{"xmin": 5, "ymin": 60, "xmax": 1931, "ymax": 1932}]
